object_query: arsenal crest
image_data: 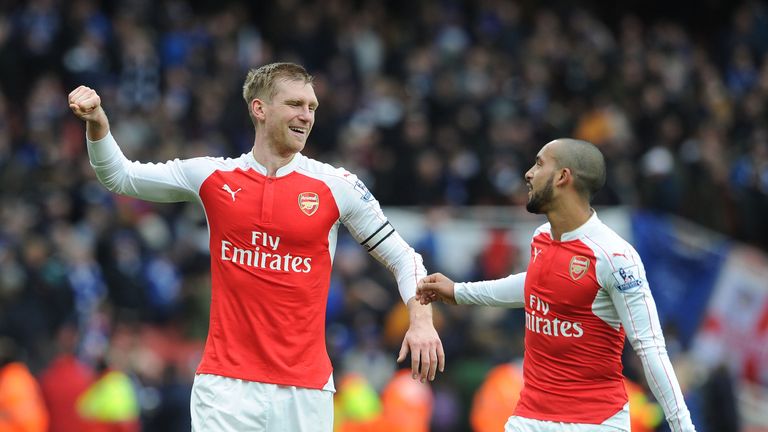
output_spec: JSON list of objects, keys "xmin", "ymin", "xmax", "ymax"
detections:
[
  {"xmin": 298, "ymin": 192, "xmax": 319, "ymax": 216},
  {"xmin": 569, "ymin": 256, "xmax": 590, "ymax": 280}
]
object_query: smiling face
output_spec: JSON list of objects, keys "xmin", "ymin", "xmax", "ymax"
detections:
[
  {"xmin": 524, "ymin": 143, "xmax": 559, "ymax": 214},
  {"xmin": 254, "ymin": 79, "xmax": 318, "ymax": 156}
]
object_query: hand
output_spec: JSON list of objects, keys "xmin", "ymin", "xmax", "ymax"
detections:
[
  {"xmin": 397, "ymin": 298, "xmax": 445, "ymax": 383},
  {"xmin": 69, "ymin": 86, "xmax": 109, "ymax": 140},
  {"xmin": 68, "ymin": 86, "xmax": 105, "ymax": 122},
  {"xmin": 416, "ymin": 272, "xmax": 457, "ymax": 305}
]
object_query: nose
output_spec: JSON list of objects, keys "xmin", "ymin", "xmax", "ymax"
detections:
[
  {"xmin": 524, "ymin": 168, "xmax": 533, "ymax": 182},
  {"xmin": 298, "ymin": 106, "xmax": 313, "ymax": 121}
]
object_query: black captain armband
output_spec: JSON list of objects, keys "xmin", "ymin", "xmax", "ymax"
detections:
[{"xmin": 361, "ymin": 221, "xmax": 395, "ymax": 252}]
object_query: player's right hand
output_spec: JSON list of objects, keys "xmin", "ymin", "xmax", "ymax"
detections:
[
  {"xmin": 68, "ymin": 86, "xmax": 104, "ymax": 122},
  {"xmin": 416, "ymin": 273, "xmax": 457, "ymax": 305}
]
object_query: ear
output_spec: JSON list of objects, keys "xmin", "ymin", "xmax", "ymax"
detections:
[
  {"xmin": 251, "ymin": 98, "xmax": 267, "ymax": 121},
  {"xmin": 555, "ymin": 168, "xmax": 572, "ymax": 187}
]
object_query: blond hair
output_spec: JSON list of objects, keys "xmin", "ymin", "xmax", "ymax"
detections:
[{"xmin": 242, "ymin": 62, "xmax": 314, "ymax": 113}]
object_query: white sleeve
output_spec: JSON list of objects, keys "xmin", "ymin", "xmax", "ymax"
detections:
[
  {"xmin": 335, "ymin": 174, "xmax": 425, "ymax": 303},
  {"xmin": 87, "ymin": 132, "xmax": 203, "ymax": 202},
  {"xmin": 454, "ymin": 273, "xmax": 526, "ymax": 307},
  {"xmin": 602, "ymin": 250, "xmax": 696, "ymax": 432}
]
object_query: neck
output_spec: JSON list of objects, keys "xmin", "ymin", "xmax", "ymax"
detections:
[
  {"xmin": 546, "ymin": 198, "xmax": 593, "ymax": 241},
  {"xmin": 251, "ymin": 137, "xmax": 296, "ymax": 177}
]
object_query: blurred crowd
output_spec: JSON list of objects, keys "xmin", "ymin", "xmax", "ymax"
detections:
[{"xmin": 0, "ymin": 0, "xmax": 765, "ymax": 430}]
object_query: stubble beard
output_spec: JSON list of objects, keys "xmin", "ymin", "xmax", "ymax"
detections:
[{"xmin": 526, "ymin": 174, "xmax": 554, "ymax": 214}]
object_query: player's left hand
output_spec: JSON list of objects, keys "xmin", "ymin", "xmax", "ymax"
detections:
[{"xmin": 397, "ymin": 298, "xmax": 445, "ymax": 383}]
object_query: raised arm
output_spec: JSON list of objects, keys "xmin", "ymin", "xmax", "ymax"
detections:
[{"xmin": 69, "ymin": 86, "xmax": 205, "ymax": 203}]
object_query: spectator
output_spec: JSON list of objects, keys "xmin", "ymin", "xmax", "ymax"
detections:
[
  {"xmin": 470, "ymin": 361, "xmax": 523, "ymax": 432},
  {"xmin": 0, "ymin": 337, "xmax": 49, "ymax": 432},
  {"xmin": 38, "ymin": 323, "xmax": 95, "ymax": 432}
]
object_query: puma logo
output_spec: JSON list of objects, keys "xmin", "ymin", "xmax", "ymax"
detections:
[{"xmin": 222, "ymin": 184, "xmax": 242, "ymax": 202}]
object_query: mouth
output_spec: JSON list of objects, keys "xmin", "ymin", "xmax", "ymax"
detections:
[{"xmin": 289, "ymin": 126, "xmax": 307, "ymax": 136}]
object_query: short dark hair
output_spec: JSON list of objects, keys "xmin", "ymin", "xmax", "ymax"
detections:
[{"xmin": 552, "ymin": 139, "xmax": 606, "ymax": 201}]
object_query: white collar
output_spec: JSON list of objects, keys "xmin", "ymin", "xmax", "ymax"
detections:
[
  {"xmin": 245, "ymin": 152, "xmax": 302, "ymax": 177},
  {"xmin": 558, "ymin": 210, "xmax": 600, "ymax": 242}
]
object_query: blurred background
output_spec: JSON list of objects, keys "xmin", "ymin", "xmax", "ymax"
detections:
[{"xmin": 0, "ymin": 0, "xmax": 766, "ymax": 430}]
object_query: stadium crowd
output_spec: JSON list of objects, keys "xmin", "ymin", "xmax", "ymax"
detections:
[{"xmin": 0, "ymin": 0, "xmax": 764, "ymax": 430}]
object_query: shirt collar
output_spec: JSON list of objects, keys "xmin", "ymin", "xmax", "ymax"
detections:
[
  {"xmin": 559, "ymin": 209, "xmax": 601, "ymax": 242},
  {"xmin": 244, "ymin": 152, "xmax": 302, "ymax": 177}
]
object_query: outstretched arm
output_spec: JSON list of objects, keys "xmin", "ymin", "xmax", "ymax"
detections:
[{"xmin": 417, "ymin": 272, "xmax": 526, "ymax": 308}]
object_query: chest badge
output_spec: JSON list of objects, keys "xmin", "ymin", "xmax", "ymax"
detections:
[
  {"xmin": 298, "ymin": 192, "xmax": 319, "ymax": 216},
  {"xmin": 569, "ymin": 256, "xmax": 590, "ymax": 281}
]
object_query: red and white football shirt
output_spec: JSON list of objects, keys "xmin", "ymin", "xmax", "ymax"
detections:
[
  {"xmin": 87, "ymin": 132, "xmax": 426, "ymax": 391},
  {"xmin": 455, "ymin": 212, "xmax": 695, "ymax": 431}
]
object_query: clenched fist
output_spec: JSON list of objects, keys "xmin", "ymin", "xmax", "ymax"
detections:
[
  {"xmin": 68, "ymin": 86, "xmax": 104, "ymax": 121},
  {"xmin": 69, "ymin": 86, "xmax": 109, "ymax": 140}
]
